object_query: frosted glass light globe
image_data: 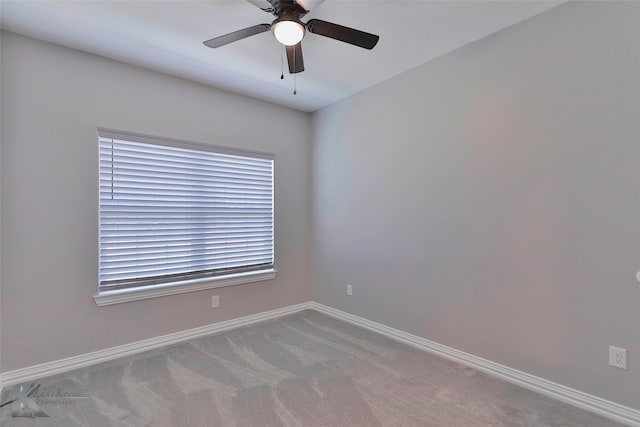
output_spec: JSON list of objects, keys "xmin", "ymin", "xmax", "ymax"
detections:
[{"xmin": 273, "ymin": 21, "xmax": 305, "ymax": 46}]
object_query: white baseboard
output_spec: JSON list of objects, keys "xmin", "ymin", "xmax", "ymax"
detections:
[
  {"xmin": 0, "ymin": 301, "xmax": 313, "ymax": 390},
  {"xmin": 310, "ymin": 302, "xmax": 640, "ymax": 427},
  {"xmin": 1, "ymin": 300, "xmax": 638, "ymax": 426}
]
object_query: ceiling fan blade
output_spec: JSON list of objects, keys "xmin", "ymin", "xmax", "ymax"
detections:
[
  {"xmin": 203, "ymin": 24, "xmax": 271, "ymax": 48},
  {"xmin": 245, "ymin": 0, "xmax": 275, "ymax": 14},
  {"xmin": 306, "ymin": 19, "xmax": 379, "ymax": 50},
  {"xmin": 286, "ymin": 43, "xmax": 305, "ymax": 74},
  {"xmin": 295, "ymin": 0, "xmax": 326, "ymax": 12}
]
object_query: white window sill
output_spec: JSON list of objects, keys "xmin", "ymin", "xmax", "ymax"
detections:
[{"xmin": 94, "ymin": 269, "xmax": 277, "ymax": 306}]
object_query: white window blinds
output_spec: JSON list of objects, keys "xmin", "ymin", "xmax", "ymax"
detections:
[{"xmin": 98, "ymin": 129, "xmax": 274, "ymax": 293}]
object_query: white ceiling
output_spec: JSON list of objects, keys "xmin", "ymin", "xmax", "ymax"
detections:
[{"xmin": 0, "ymin": 0, "xmax": 562, "ymax": 112}]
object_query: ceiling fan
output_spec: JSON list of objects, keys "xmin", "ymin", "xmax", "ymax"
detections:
[{"xmin": 203, "ymin": 0, "xmax": 380, "ymax": 74}]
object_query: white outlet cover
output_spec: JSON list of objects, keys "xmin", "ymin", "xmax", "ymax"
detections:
[
  {"xmin": 636, "ymin": 270, "xmax": 640, "ymax": 283},
  {"xmin": 609, "ymin": 346, "xmax": 627, "ymax": 370},
  {"xmin": 211, "ymin": 295, "xmax": 220, "ymax": 308}
]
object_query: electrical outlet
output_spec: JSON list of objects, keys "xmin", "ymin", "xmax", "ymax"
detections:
[
  {"xmin": 211, "ymin": 295, "xmax": 220, "ymax": 308},
  {"xmin": 347, "ymin": 284, "xmax": 352, "ymax": 296},
  {"xmin": 609, "ymin": 346, "xmax": 627, "ymax": 370}
]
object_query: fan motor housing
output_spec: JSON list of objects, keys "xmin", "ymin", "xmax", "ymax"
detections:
[{"xmin": 269, "ymin": 0, "xmax": 308, "ymax": 17}]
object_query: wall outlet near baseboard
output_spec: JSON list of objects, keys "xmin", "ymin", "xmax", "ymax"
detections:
[
  {"xmin": 211, "ymin": 295, "xmax": 220, "ymax": 308},
  {"xmin": 609, "ymin": 346, "xmax": 627, "ymax": 370},
  {"xmin": 346, "ymin": 284, "xmax": 352, "ymax": 296}
]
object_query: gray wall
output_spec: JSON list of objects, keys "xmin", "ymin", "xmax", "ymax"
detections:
[
  {"xmin": 0, "ymin": 33, "xmax": 3, "ymax": 388},
  {"xmin": 0, "ymin": 32, "xmax": 312, "ymax": 371},
  {"xmin": 312, "ymin": 1, "xmax": 639, "ymax": 410}
]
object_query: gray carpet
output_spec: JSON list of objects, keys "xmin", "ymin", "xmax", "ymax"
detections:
[{"xmin": 0, "ymin": 310, "xmax": 625, "ymax": 426}]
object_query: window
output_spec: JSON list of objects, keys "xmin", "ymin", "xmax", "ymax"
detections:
[{"xmin": 95, "ymin": 128, "xmax": 275, "ymax": 305}]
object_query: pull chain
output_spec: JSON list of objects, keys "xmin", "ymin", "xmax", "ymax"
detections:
[
  {"xmin": 280, "ymin": 44, "xmax": 284, "ymax": 80},
  {"xmin": 293, "ymin": 44, "xmax": 297, "ymax": 95},
  {"xmin": 279, "ymin": 44, "xmax": 298, "ymax": 95},
  {"xmin": 110, "ymin": 139, "xmax": 114, "ymax": 199}
]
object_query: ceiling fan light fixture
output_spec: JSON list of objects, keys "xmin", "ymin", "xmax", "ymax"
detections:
[{"xmin": 272, "ymin": 20, "xmax": 305, "ymax": 46}]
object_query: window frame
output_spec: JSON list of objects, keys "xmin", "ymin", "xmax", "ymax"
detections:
[{"xmin": 94, "ymin": 128, "xmax": 276, "ymax": 306}]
